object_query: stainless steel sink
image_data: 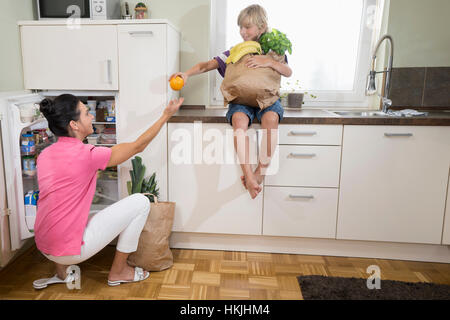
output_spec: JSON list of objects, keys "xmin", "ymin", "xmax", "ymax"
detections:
[
  {"xmin": 329, "ymin": 111, "xmax": 388, "ymax": 117},
  {"xmin": 327, "ymin": 110, "xmax": 450, "ymax": 118}
]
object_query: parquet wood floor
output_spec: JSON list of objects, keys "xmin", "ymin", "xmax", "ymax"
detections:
[{"xmin": 0, "ymin": 244, "xmax": 449, "ymax": 300}]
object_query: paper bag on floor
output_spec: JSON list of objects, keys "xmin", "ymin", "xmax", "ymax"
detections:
[
  {"xmin": 127, "ymin": 194, "xmax": 175, "ymax": 272},
  {"xmin": 220, "ymin": 51, "xmax": 286, "ymax": 110}
]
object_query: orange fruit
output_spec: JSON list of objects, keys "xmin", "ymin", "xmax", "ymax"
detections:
[{"xmin": 170, "ymin": 76, "xmax": 184, "ymax": 91}]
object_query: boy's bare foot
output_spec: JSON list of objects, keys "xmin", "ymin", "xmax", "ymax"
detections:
[
  {"xmin": 254, "ymin": 166, "xmax": 264, "ymax": 185},
  {"xmin": 241, "ymin": 167, "xmax": 264, "ymax": 189},
  {"xmin": 245, "ymin": 176, "xmax": 262, "ymax": 199},
  {"xmin": 241, "ymin": 175, "xmax": 247, "ymax": 189}
]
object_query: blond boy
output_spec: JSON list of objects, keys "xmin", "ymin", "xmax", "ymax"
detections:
[{"xmin": 170, "ymin": 5, "xmax": 292, "ymax": 198}]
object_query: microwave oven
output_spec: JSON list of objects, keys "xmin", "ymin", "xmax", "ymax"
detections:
[{"xmin": 36, "ymin": 0, "xmax": 121, "ymax": 20}]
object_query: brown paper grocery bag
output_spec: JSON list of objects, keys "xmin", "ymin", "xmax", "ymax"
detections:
[
  {"xmin": 220, "ymin": 51, "xmax": 286, "ymax": 110},
  {"xmin": 127, "ymin": 194, "xmax": 176, "ymax": 271}
]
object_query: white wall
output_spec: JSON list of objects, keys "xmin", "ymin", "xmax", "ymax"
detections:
[
  {"xmin": 387, "ymin": 0, "xmax": 450, "ymax": 67},
  {"xmin": 0, "ymin": 0, "xmax": 35, "ymax": 92}
]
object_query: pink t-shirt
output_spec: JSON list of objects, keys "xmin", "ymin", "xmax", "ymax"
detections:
[{"xmin": 34, "ymin": 136, "xmax": 112, "ymax": 256}]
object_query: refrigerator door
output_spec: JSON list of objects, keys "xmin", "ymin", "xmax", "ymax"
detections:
[{"xmin": 0, "ymin": 92, "xmax": 46, "ymax": 250}]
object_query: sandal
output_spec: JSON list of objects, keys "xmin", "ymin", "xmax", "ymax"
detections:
[
  {"xmin": 107, "ymin": 267, "xmax": 150, "ymax": 286},
  {"xmin": 33, "ymin": 273, "xmax": 77, "ymax": 290}
]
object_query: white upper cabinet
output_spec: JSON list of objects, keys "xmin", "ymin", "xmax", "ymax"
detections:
[
  {"xmin": 20, "ymin": 25, "xmax": 118, "ymax": 90},
  {"xmin": 337, "ymin": 125, "xmax": 450, "ymax": 244}
]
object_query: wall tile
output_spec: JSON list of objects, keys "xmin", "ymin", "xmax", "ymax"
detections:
[
  {"xmin": 422, "ymin": 67, "xmax": 450, "ymax": 107},
  {"xmin": 389, "ymin": 67, "xmax": 425, "ymax": 107}
]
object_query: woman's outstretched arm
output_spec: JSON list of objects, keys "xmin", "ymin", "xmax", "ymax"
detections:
[{"xmin": 106, "ymin": 98, "xmax": 184, "ymax": 167}]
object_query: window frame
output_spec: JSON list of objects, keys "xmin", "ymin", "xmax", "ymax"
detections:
[{"xmin": 209, "ymin": 0, "xmax": 385, "ymax": 108}]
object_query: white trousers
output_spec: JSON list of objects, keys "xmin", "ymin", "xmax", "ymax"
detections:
[{"xmin": 44, "ymin": 193, "xmax": 150, "ymax": 266}]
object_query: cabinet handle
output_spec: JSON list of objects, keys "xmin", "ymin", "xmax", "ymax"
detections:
[
  {"xmin": 289, "ymin": 194, "xmax": 314, "ymax": 200},
  {"xmin": 289, "ymin": 131, "xmax": 317, "ymax": 136},
  {"xmin": 289, "ymin": 153, "xmax": 316, "ymax": 158},
  {"xmin": 102, "ymin": 59, "xmax": 112, "ymax": 84},
  {"xmin": 384, "ymin": 133, "xmax": 413, "ymax": 137},
  {"xmin": 128, "ymin": 31, "xmax": 154, "ymax": 36},
  {"xmin": 106, "ymin": 59, "xmax": 112, "ymax": 84}
]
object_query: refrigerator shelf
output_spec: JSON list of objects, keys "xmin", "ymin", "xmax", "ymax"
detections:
[{"xmin": 18, "ymin": 117, "xmax": 47, "ymax": 131}]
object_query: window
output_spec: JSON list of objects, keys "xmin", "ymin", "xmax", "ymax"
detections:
[{"xmin": 210, "ymin": 0, "xmax": 385, "ymax": 107}]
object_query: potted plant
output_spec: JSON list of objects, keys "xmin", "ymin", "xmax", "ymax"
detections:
[
  {"xmin": 259, "ymin": 30, "xmax": 317, "ymax": 108},
  {"xmin": 259, "ymin": 28, "xmax": 292, "ymax": 56},
  {"xmin": 127, "ymin": 156, "xmax": 159, "ymax": 202},
  {"xmin": 281, "ymin": 80, "xmax": 317, "ymax": 108}
]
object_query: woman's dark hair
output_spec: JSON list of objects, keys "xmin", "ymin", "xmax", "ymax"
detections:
[{"xmin": 39, "ymin": 94, "xmax": 81, "ymax": 137}]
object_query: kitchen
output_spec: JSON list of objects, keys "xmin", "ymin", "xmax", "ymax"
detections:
[{"xmin": 0, "ymin": 0, "xmax": 449, "ymax": 301}]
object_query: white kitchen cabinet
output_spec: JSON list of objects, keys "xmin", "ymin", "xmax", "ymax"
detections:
[
  {"xmin": 442, "ymin": 173, "xmax": 450, "ymax": 245},
  {"xmin": 263, "ymin": 186, "xmax": 338, "ymax": 238},
  {"xmin": 20, "ymin": 25, "xmax": 118, "ymax": 90},
  {"xmin": 337, "ymin": 125, "xmax": 450, "ymax": 244},
  {"xmin": 262, "ymin": 124, "xmax": 342, "ymax": 238},
  {"xmin": 117, "ymin": 24, "xmax": 180, "ymax": 201},
  {"xmin": 168, "ymin": 123, "xmax": 263, "ymax": 235}
]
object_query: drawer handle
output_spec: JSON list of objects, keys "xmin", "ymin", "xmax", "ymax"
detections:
[
  {"xmin": 384, "ymin": 133, "xmax": 413, "ymax": 137},
  {"xmin": 289, "ymin": 153, "xmax": 316, "ymax": 158},
  {"xmin": 128, "ymin": 31, "xmax": 154, "ymax": 36},
  {"xmin": 289, "ymin": 194, "xmax": 314, "ymax": 200},
  {"xmin": 289, "ymin": 131, "xmax": 317, "ymax": 136}
]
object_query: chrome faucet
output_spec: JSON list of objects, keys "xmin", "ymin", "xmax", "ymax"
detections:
[{"xmin": 366, "ymin": 34, "xmax": 394, "ymax": 113}]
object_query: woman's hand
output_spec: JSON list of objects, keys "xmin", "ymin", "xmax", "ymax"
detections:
[
  {"xmin": 163, "ymin": 97, "xmax": 185, "ymax": 118},
  {"xmin": 107, "ymin": 97, "xmax": 185, "ymax": 168},
  {"xmin": 245, "ymin": 56, "xmax": 273, "ymax": 69},
  {"xmin": 169, "ymin": 72, "xmax": 188, "ymax": 84}
]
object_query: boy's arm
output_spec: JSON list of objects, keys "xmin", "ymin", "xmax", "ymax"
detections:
[
  {"xmin": 106, "ymin": 98, "xmax": 184, "ymax": 167},
  {"xmin": 269, "ymin": 60, "xmax": 292, "ymax": 78},
  {"xmin": 169, "ymin": 59, "xmax": 219, "ymax": 83},
  {"xmin": 245, "ymin": 56, "xmax": 292, "ymax": 77}
]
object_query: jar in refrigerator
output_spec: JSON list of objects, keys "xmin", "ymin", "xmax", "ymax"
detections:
[
  {"xmin": 36, "ymin": 129, "xmax": 49, "ymax": 144},
  {"xmin": 23, "ymin": 156, "xmax": 36, "ymax": 176},
  {"xmin": 21, "ymin": 134, "xmax": 36, "ymax": 155}
]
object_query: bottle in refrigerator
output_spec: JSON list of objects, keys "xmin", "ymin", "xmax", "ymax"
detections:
[
  {"xmin": 23, "ymin": 156, "xmax": 36, "ymax": 177},
  {"xmin": 21, "ymin": 133, "xmax": 36, "ymax": 155}
]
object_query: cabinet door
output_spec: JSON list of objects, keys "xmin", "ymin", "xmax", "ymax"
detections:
[
  {"xmin": 263, "ymin": 186, "xmax": 338, "ymax": 238},
  {"xmin": 20, "ymin": 25, "xmax": 118, "ymax": 90},
  {"xmin": 442, "ymin": 173, "xmax": 450, "ymax": 245},
  {"xmin": 168, "ymin": 123, "xmax": 263, "ymax": 235},
  {"xmin": 337, "ymin": 125, "xmax": 450, "ymax": 244},
  {"xmin": 117, "ymin": 24, "xmax": 171, "ymax": 201}
]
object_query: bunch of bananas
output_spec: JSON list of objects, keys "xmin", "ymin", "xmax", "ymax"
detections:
[{"xmin": 225, "ymin": 41, "xmax": 262, "ymax": 64}]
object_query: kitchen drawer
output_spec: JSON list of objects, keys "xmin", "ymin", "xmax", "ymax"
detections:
[
  {"xmin": 265, "ymin": 145, "xmax": 341, "ymax": 187},
  {"xmin": 263, "ymin": 186, "xmax": 338, "ymax": 238},
  {"xmin": 278, "ymin": 125, "xmax": 342, "ymax": 145}
]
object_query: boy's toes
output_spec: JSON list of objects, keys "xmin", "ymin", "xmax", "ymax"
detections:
[{"xmin": 246, "ymin": 180, "xmax": 261, "ymax": 199}]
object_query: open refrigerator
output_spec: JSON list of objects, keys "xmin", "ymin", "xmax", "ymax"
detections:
[{"xmin": 0, "ymin": 91, "xmax": 120, "ymax": 252}]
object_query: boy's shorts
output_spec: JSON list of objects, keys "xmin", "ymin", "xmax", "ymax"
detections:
[{"xmin": 226, "ymin": 99, "xmax": 284, "ymax": 127}]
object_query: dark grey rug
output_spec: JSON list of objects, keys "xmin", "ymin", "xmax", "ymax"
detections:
[{"xmin": 297, "ymin": 275, "xmax": 450, "ymax": 300}]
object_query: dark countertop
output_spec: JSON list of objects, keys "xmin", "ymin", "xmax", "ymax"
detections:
[{"xmin": 169, "ymin": 107, "xmax": 450, "ymax": 126}]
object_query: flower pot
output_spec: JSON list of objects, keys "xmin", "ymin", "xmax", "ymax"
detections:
[{"xmin": 287, "ymin": 93, "xmax": 304, "ymax": 108}]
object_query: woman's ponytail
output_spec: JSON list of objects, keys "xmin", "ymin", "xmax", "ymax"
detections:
[
  {"xmin": 39, "ymin": 94, "xmax": 81, "ymax": 137},
  {"xmin": 39, "ymin": 98, "xmax": 55, "ymax": 117}
]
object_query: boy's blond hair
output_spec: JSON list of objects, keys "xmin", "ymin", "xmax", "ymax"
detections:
[{"xmin": 237, "ymin": 4, "xmax": 268, "ymax": 33}]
